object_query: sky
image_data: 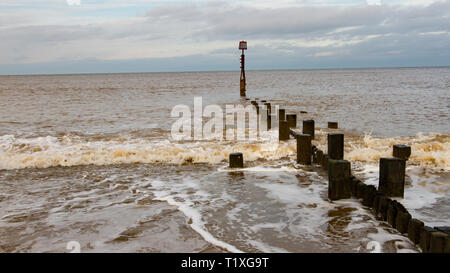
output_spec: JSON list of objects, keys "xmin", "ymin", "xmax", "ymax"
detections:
[{"xmin": 0, "ymin": 0, "xmax": 449, "ymax": 74}]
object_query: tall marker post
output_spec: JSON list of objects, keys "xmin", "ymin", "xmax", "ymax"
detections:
[{"xmin": 239, "ymin": 41, "xmax": 247, "ymax": 97}]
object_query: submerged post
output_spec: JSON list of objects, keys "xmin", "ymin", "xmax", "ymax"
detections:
[
  {"xmin": 279, "ymin": 109, "xmax": 286, "ymax": 122},
  {"xmin": 296, "ymin": 134, "xmax": 312, "ymax": 165},
  {"xmin": 328, "ymin": 122, "xmax": 338, "ymax": 129},
  {"xmin": 279, "ymin": 120, "xmax": 290, "ymax": 141},
  {"xmin": 286, "ymin": 114, "xmax": 297, "ymax": 129},
  {"xmin": 393, "ymin": 145, "xmax": 411, "ymax": 160},
  {"xmin": 328, "ymin": 133, "xmax": 344, "ymax": 160},
  {"xmin": 229, "ymin": 153, "xmax": 244, "ymax": 168},
  {"xmin": 328, "ymin": 159, "xmax": 351, "ymax": 201},
  {"xmin": 302, "ymin": 120, "xmax": 315, "ymax": 140},
  {"xmin": 379, "ymin": 158, "xmax": 406, "ymax": 198}
]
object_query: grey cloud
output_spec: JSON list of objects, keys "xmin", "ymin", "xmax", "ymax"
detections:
[
  {"xmin": 145, "ymin": 0, "xmax": 450, "ymax": 39},
  {"xmin": 0, "ymin": 0, "xmax": 449, "ymax": 73}
]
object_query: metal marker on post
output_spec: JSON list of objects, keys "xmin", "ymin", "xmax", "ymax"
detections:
[{"xmin": 239, "ymin": 41, "xmax": 247, "ymax": 97}]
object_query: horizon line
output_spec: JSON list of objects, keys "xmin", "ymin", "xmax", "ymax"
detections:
[{"xmin": 1, "ymin": 65, "xmax": 449, "ymax": 77}]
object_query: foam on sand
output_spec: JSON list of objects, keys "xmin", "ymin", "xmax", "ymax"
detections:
[{"xmin": 148, "ymin": 180, "xmax": 243, "ymax": 253}]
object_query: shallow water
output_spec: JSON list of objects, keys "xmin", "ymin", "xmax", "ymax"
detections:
[{"xmin": 0, "ymin": 68, "xmax": 448, "ymax": 253}]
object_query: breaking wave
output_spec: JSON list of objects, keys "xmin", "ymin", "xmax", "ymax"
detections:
[
  {"xmin": 0, "ymin": 131, "xmax": 448, "ymax": 171},
  {"xmin": 0, "ymin": 133, "xmax": 295, "ymax": 170}
]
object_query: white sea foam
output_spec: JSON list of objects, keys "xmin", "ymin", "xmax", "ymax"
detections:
[
  {"xmin": 246, "ymin": 240, "xmax": 290, "ymax": 253},
  {"xmin": 255, "ymin": 180, "xmax": 324, "ymax": 205},
  {"xmin": 354, "ymin": 163, "xmax": 449, "ymax": 226},
  {"xmin": 356, "ymin": 164, "xmax": 446, "ymax": 207},
  {"xmin": 0, "ymin": 134, "xmax": 295, "ymax": 170},
  {"xmin": 344, "ymin": 132, "xmax": 450, "ymax": 171},
  {"xmin": 249, "ymin": 222, "xmax": 286, "ymax": 233},
  {"xmin": 366, "ymin": 227, "xmax": 418, "ymax": 253},
  {"xmin": 1, "ymin": 131, "xmax": 448, "ymax": 171},
  {"xmin": 218, "ymin": 166, "xmax": 299, "ymax": 172},
  {"xmin": 148, "ymin": 179, "xmax": 243, "ymax": 253}
]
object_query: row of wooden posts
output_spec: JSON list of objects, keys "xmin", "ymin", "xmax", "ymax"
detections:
[{"xmin": 229, "ymin": 98, "xmax": 449, "ymax": 253}]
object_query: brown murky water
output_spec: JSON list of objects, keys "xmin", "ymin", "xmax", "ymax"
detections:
[{"xmin": 0, "ymin": 68, "xmax": 448, "ymax": 253}]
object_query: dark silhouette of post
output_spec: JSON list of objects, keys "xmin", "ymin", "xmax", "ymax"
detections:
[
  {"xmin": 328, "ymin": 159, "xmax": 351, "ymax": 200},
  {"xmin": 279, "ymin": 120, "xmax": 289, "ymax": 141},
  {"xmin": 296, "ymin": 134, "xmax": 312, "ymax": 165},
  {"xmin": 229, "ymin": 153, "xmax": 244, "ymax": 168},
  {"xmin": 328, "ymin": 122, "xmax": 338, "ymax": 129},
  {"xmin": 239, "ymin": 41, "xmax": 247, "ymax": 97},
  {"xmin": 286, "ymin": 114, "xmax": 297, "ymax": 129},
  {"xmin": 328, "ymin": 133, "xmax": 344, "ymax": 160},
  {"xmin": 302, "ymin": 120, "xmax": 315, "ymax": 140},
  {"xmin": 279, "ymin": 109, "xmax": 286, "ymax": 122},
  {"xmin": 393, "ymin": 145, "xmax": 411, "ymax": 160},
  {"xmin": 379, "ymin": 158, "xmax": 406, "ymax": 197}
]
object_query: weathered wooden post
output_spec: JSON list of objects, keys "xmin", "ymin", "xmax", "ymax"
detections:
[
  {"xmin": 420, "ymin": 226, "xmax": 435, "ymax": 253},
  {"xmin": 279, "ymin": 120, "xmax": 290, "ymax": 141},
  {"xmin": 362, "ymin": 185, "xmax": 377, "ymax": 207},
  {"xmin": 314, "ymin": 150, "xmax": 323, "ymax": 164},
  {"xmin": 379, "ymin": 158, "xmax": 406, "ymax": 198},
  {"xmin": 302, "ymin": 120, "xmax": 315, "ymax": 140},
  {"xmin": 328, "ymin": 122, "xmax": 338, "ymax": 129},
  {"xmin": 279, "ymin": 109, "xmax": 286, "ymax": 122},
  {"xmin": 286, "ymin": 114, "xmax": 297, "ymax": 129},
  {"xmin": 356, "ymin": 181, "xmax": 368, "ymax": 199},
  {"xmin": 322, "ymin": 154, "xmax": 329, "ymax": 170},
  {"xmin": 229, "ymin": 153, "xmax": 244, "ymax": 168},
  {"xmin": 429, "ymin": 231, "xmax": 448, "ymax": 253},
  {"xmin": 395, "ymin": 210, "xmax": 411, "ymax": 234},
  {"xmin": 376, "ymin": 196, "xmax": 391, "ymax": 221},
  {"xmin": 408, "ymin": 219, "xmax": 424, "ymax": 244},
  {"xmin": 328, "ymin": 159, "xmax": 351, "ymax": 200},
  {"xmin": 387, "ymin": 201, "xmax": 398, "ymax": 227},
  {"xmin": 327, "ymin": 133, "xmax": 344, "ymax": 160},
  {"xmin": 296, "ymin": 134, "xmax": 312, "ymax": 165},
  {"xmin": 434, "ymin": 229, "xmax": 450, "ymax": 253},
  {"xmin": 267, "ymin": 109, "xmax": 271, "ymax": 130},
  {"xmin": 393, "ymin": 145, "xmax": 411, "ymax": 160},
  {"xmin": 349, "ymin": 176, "xmax": 360, "ymax": 197}
]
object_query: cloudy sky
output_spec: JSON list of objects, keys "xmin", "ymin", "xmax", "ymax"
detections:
[{"xmin": 0, "ymin": 0, "xmax": 449, "ymax": 74}]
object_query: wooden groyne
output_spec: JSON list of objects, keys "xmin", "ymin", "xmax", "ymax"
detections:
[{"xmin": 229, "ymin": 98, "xmax": 449, "ymax": 253}]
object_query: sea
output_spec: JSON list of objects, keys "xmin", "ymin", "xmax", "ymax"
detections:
[{"xmin": 0, "ymin": 67, "xmax": 448, "ymax": 253}]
